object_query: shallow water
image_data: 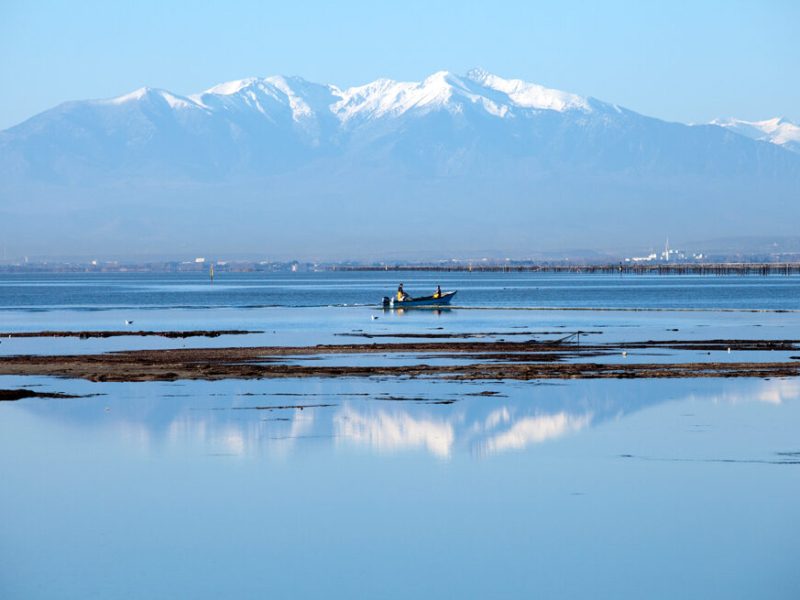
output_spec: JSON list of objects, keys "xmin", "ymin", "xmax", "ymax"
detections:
[
  {"xmin": 2, "ymin": 270, "xmax": 800, "ymax": 311},
  {"xmin": 1, "ymin": 271, "xmax": 799, "ymax": 357},
  {"xmin": 2, "ymin": 302, "xmax": 800, "ymax": 358},
  {"xmin": 1, "ymin": 272, "xmax": 799, "ymax": 598},
  {"xmin": 1, "ymin": 375, "xmax": 799, "ymax": 598}
]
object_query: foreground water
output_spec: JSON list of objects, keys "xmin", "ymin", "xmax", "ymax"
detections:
[{"xmin": 1, "ymin": 272, "xmax": 799, "ymax": 598}]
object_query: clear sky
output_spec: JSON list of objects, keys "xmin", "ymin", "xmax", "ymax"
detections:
[{"xmin": 1, "ymin": 0, "xmax": 798, "ymax": 130}]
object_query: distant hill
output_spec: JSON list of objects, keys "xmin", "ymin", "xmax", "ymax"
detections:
[{"xmin": 1, "ymin": 69, "xmax": 798, "ymax": 260}]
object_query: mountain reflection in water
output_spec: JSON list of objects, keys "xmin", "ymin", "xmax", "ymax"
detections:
[{"xmin": 10, "ymin": 376, "xmax": 799, "ymax": 460}]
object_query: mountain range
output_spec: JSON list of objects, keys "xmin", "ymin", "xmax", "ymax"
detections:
[{"xmin": 1, "ymin": 69, "xmax": 798, "ymax": 260}]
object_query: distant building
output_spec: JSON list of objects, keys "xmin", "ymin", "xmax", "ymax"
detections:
[
  {"xmin": 626, "ymin": 253, "xmax": 658, "ymax": 263},
  {"xmin": 625, "ymin": 244, "xmax": 696, "ymax": 263},
  {"xmin": 661, "ymin": 248, "xmax": 686, "ymax": 261}
]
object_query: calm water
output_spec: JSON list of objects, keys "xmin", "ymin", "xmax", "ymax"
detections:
[
  {"xmin": 1, "ymin": 272, "xmax": 799, "ymax": 598},
  {"xmin": 1, "ymin": 271, "xmax": 800, "ymax": 310}
]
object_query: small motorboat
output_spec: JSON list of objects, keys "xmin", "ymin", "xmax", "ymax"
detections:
[{"xmin": 382, "ymin": 290, "xmax": 457, "ymax": 308}]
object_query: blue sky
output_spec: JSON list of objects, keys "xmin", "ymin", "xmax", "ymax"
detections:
[{"xmin": 1, "ymin": 0, "xmax": 798, "ymax": 130}]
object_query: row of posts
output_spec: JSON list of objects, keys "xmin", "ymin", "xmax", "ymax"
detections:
[{"xmin": 345, "ymin": 263, "xmax": 800, "ymax": 275}]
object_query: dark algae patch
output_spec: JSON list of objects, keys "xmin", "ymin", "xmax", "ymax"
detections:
[
  {"xmin": 1, "ymin": 338, "xmax": 799, "ymax": 383},
  {"xmin": 619, "ymin": 453, "xmax": 800, "ymax": 466},
  {"xmin": 1, "ymin": 329, "xmax": 260, "ymax": 339},
  {"xmin": 231, "ymin": 403, "xmax": 338, "ymax": 411},
  {"xmin": 335, "ymin": 330, "xmax": 602, "ymax": 339},
  {"xmin": 0, "ymin": 388, "xmax": 83, "ymax": 401}
]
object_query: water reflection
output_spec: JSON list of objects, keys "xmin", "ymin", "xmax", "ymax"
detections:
[
  {"xmin": 479, "ymin": 412, "xmax": 593, "ymax": 455},
  {"xmin": 752, "ymin": 378, "xmax": 800, "ymax": 405},
  {"xmin": 7, "ymin": 376, "xmax": 800, "ymax": 460},
  {"xmin": 704, "ymin": 377, "xmax": 800, "ymax": 406},
  {"xmin": 332, "ymin": 406, "xmax": 593, "ymax": 457},
  {"xmin": 335, "ymin": 407, "xmax": 455, "ymax": 457}
]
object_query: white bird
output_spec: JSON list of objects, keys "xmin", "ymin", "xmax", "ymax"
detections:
[
  {"xmin": 371, "ymin": 315, "xmax": 379, "ymax": 320},
  {"xmin": 622, "ymin": 351, "xmax": 628, "ymax": 357},
  {"xmin": 125, "ymin": 320, "xmax": 134, "ymax": 325}
]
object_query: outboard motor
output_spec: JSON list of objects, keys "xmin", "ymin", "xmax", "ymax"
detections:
[{"xmin": 382, "ymin": 296, "xmax": 391, "ymax": 308}]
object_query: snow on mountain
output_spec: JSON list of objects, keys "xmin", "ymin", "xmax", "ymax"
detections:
[
  {"xmin": 176, "ymin": 69, "xmax": 597, "ymax": 125},
  {"xmin": 200, "ymin": 77, "xmax": 260, "ymax": 97},
  {"xmin": 328, "ymin": 69, "xmax": 597, "ymax": 123},
  {"xmin": 193, "ymin": 76, "xmax": 336, "ymax": 122},
  {"xmin": 1, "ymin": 69, "xmax": 799, "ymax": 258},
  {"xmin": 711, "ymin": 117, "xmax": 800, "ymax": 153},
  {"xmin": 103, "ymin": 87, "xmax": 203, "ymax": 110},
  {"xmin": 329, "ymin": 69, "xmax": 591, "ymax": 122},
  {"xmin": 2, "ymin": 69, "xmax": 797, "ymax": 181},
  {"xmin": 465, "ymin": 68, "xmax": 592, "ymax": 112},
  {"xmin": 332, "ymin": 72, "xmax": 467, "ymax": 121}
]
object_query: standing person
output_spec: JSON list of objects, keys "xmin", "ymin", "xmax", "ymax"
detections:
[{"xmin": 433, "ymin": 285, "xmax": 442, "ymax": 299}]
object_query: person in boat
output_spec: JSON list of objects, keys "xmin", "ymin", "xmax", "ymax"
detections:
[
  {"xmin": 397, "ymin": 283, "xmax": 411, "ymax": 302},
  {"xmin": 433, "ymin": 285, "xmax": 442, "ymax": 299}
]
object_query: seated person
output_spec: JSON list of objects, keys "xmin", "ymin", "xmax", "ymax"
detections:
[
  {"xmin": 433, "ymin": 285, "xmax": 442, "ymax": 299},
  {"xmin": 397, "ymin": 283, "xmax": 411, "ymax": 301}
]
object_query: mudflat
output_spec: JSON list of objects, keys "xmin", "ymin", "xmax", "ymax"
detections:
[{"xmin": 1, "ymin": 336, "xmax": 798, "ymax": 383}]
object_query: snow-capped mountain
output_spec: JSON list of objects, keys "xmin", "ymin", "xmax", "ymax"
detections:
[
  {"xmin": 3, "ymin": 69, "xmax": 796, "ymax": 183},
  {"xmin": 187, "ymin": 68, "xmax": 593, "ymax": 122},
  {"xmin": 711, "ymin": 117, "xmax": 800, "ymax": 153},
  {"xmin": 0, "ymin": 70, "xmax": 798, "ymax": 259}
]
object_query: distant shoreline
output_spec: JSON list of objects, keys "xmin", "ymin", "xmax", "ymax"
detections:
[{"xmin": 1, "ymin": 261, "xmax": 800, "ymax": 276}]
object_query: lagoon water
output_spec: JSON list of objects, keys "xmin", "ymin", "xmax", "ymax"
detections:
[
  {"xmin": 2, "ymin": 271, "xmax": 800, "ymax": 311},
  {"xmin": 1, "ymin": 272, "xmax": 799, "ymax": 598}
]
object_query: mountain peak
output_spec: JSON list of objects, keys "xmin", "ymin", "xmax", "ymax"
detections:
[
  {"xmin": 102, "ymin": 87, "xmax": 200, "ymax": 110},
  {"xmin": 423, "ymin": 70, "xmax": 461, "ymax": 84},
  {"xmin": 201, "ymin": 77, "xmax": 260, "ymax": 96},
  {"xmin": 333, "ymin": 73, "xmax": 463, "ymax": 122},
  {"xmin": 107, "ymin": 86, "xmax": 155, "ymax": 103},
  {"xmin": 466, "ymin": 69, "xmax": 590, "ymax": 112},
  {"xmin": 712, "ymin": 116, "xmax": 800, "ymax": 152}
]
